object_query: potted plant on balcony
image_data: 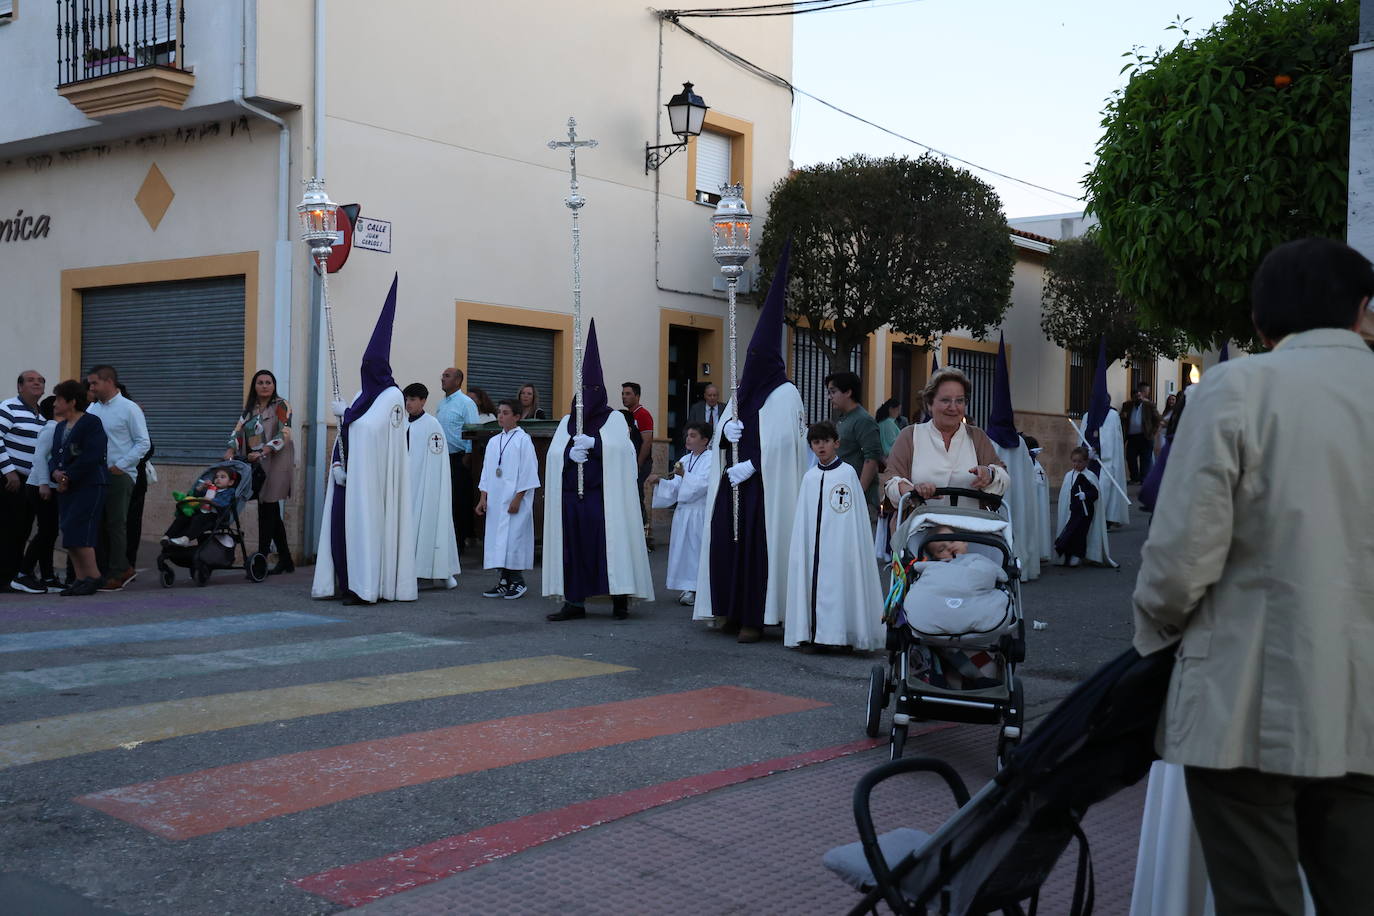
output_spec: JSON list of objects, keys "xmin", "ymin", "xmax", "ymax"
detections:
[{"xmin": 83, "ymin": 44, "xmax": 135, "ymax": 70}]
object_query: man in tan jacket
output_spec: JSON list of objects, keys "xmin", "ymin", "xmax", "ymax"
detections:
[{"xmin": 1133, "ymin": 238, "xmax": 1374, "ymax": 915}]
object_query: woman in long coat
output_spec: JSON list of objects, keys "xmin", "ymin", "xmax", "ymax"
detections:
[{"xmin": 225, "ymin": 370, "xmax": 295, "ymax": 574}]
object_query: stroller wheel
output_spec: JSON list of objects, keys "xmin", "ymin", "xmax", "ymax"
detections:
[
  {"xmin": 889, "ymin": 722, "xmax": 908, "ymax": 761},
  {"xmin": 159, "ymin": 568, "xmax": 175, "ymax": 588},
  {"xmin": 865, "ymin": 665, "xmax": 886, "ymax": 738},
  {"xmin": 247, "ymin": 552, "xmax": 269, "ymax": 583},
  {"xmin": 194, "ymin": 565, "xmax": 210, "ymax": 587},
  {"xmin": 996, "ymin": 731, "xmax": 1021, "ymax": 771}
]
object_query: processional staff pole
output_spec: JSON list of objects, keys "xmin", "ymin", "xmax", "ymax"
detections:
[
  {"xmin": 548, "ymin": 117, "xmax": 599, "ymax": 497},
  {"xmin": 710, "ymin": 184, "xmax": 753, "ymax": 541},
  {"xmin": 297, "ymin": 177, "xmax": 344, "ymax": 466}
]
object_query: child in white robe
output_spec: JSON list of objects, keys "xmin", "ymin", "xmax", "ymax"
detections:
[
  {"xmin": 648, "ymin": 421, "xmax": 713, "ymax": 606},
  {"xmin": 784, "ymin": 421, "xmax": 885, "ymax": 651},
  {"xmin": 477, "ymin": 399, "xmax": 540, "ymax": 598}
]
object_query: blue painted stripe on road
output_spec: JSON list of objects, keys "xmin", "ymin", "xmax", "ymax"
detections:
[
  {"xmin": 0, "ymin": 633, "xmax": 463, "ymax": 698},
  {"xmin": 0, "ymin": 613, "xmax": 343, "ymax": 654}
]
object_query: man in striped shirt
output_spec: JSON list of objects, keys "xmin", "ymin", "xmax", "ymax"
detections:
[{"xmin": 1, "ymin": 370, "xmax": 47, "ymax": 594}]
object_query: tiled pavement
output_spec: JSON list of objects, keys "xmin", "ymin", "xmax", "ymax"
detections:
[{"xmin": 357, "ymin": 725, "xmax": 1147, "ymax": 914}]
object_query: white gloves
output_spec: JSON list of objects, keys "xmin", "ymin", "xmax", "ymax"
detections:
[
  {"xmin": 569, "ymin": 434, "xmax": 595, "ymax": 465},
  {"xmin": 332, "ymin": 465, "xmax": 347, "ymax": 487},
  {"xmin": 723, "ymin": 419, "xmax": 744, "ymax": 443},
  {"xmin": 726, "ymin": 459, "xmax": 756, "ymax": 486},
  {"xmin": 331, "ymin": 400, "xmax": 348, "ymax": 418}
]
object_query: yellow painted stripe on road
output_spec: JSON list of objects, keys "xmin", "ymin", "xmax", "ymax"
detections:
[{"xmin": 0, "ymin": 656, "xmax": 632, "ymax": 769}]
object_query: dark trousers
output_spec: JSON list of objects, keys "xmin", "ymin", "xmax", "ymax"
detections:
[
  {"xmin": 21, "ymin": 487, "xmax": 59, "ymax": 579},
  {"xmin": 449, "ymin": 453, "xmax": 474, "ymax": 546},
  {"xmin": 1125, "ymin": 433, "xmax": 1153, "ymax": 483},
  {"xmin": 125, "ymin": 470, "xmax": 149, "ymax": 568},
  {"xmin": 96, "ymin": 472, "xmax": 133, "ymax": 577},
  {"xmin": 1186, "ymin": 765, "xmax": 1374, "ymax": 915},
  {"xmin": 0, "ymin": 482, "xmax": 37, "ymax": 583},
  {"xmin": 258, "ymin": 499, "xmax": 291, "ymax": 563}
]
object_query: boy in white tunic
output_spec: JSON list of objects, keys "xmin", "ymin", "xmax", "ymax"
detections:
[
  {"xmin": 477, "ymin": 400, "xmax": 540, "ymax": 599},
  {"xmin": 648, "ymin": 420, "xmax": 713, "ymax": 606},
  {"xmin": 784, "ymin": 422, "xmax": 884, "ymax": 651},
  {"xmin": 404, "ymin": 383, "xmax": 461, "ymax": 589}
]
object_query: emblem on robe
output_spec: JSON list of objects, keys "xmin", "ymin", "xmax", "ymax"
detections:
[
  {"xmin": 391, "ymin": 404, "xmax": 405, "ymax": 428},
  {"xmin": 828, "ymin": 483, "xmax": 852, "ymax": 514},
  {"xmin": 428, "ymin": 432, "xmax": 445, "ymax": 455}
]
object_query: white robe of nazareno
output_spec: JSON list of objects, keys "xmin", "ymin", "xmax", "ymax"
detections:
[
  {"xmin": 541, "ymin": 411, "xmax": 654, "ymax": 603},
  {"xmin": 1099, "ymin": 408, "xmax": 1130, "ymax": 526},
  {"xmin": 783, "ymin": 461, "xmax": 885, "ymax": 649},
  {"xmin": 652, "ymin": 449, "xmax": 712, "ymax": 592},
  {"xmin": 312, "ymin": 388, "xmax": 418, "ymax": 602},
  {"xmin": 406, "ymin": 411, "xmax": 460, "ymax": 586},
  {"xmin": 478, "ymin": 426, "xmax": 540, "ymax": 571},
  {"xmin": 992, "ymin": 440, "xmax": 1040, "ymax": 581},
  {"xmin": 692, "ymin": 384, "xmax": 810, "ymax": 624},
  {"xmin": 1032, "ymin": 461, "xmax": 1053, "ymax": 561},
  {"xmin": 1055, "ymin": 467, "xmax": 1116, "ymax": 567}
]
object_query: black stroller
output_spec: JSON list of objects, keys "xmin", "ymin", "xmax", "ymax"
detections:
[
  {"xmin": 154, "ymin": 459, "xmax": 269, "ymax": 587},
  {"xmin": 866, "ymin": 489, "xmax": 1026, "ymax": 768},
  {"xmin": 826, "ymin": 647, "xmax": 1174, "ymax": 915}
]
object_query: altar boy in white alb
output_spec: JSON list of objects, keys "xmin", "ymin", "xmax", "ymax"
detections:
[
  {"xmin": 784, "ymin": 421, "xmax": 884, "ymax": 651},
  {"xmin": 403, "ymin": 382, "xmax": 460, "ymax": 589},
  {"xmin": 477, "ymin": 399, "xmax": 540, "ymax": 599},
  {"xmin": 649, "ymin": 420, "xmax": 713, "ymax": 606}
]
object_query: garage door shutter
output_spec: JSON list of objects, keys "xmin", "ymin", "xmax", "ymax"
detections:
[
  {"xmin": 81, "ymin": 277, "xmax": 246, "ymax": 463},
  {"xmin": 466, "ymin": 321, "xmax": 556, "ymax": 413}
]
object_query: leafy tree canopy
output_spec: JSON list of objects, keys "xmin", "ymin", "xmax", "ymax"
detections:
[
  {"xmin": 1041, "ymin": 232, "xmax": 1189, "ymax": 364},
  {"xmin": 757, "ymin": 154, "xmax": 1014, "ymax": 372},
  {"xmin": 1085, "ymin": 0, "xmax": 1358, "ymax": 348}
]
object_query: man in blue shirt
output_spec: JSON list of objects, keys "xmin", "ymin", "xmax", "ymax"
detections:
[{"xmin": 437, "ymin": 367, "xmax": 477, "ymax": 549}]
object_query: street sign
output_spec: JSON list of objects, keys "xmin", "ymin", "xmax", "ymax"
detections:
[{"xmin": 355, "ymin": 217, "xmax": 392, "ymax": 253}]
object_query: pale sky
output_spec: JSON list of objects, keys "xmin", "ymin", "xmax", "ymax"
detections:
[{"xmin": 791, "ymin": 0, "xmax": 1237, "ymax": 218}]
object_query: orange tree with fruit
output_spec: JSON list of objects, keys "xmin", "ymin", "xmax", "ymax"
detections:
[{"xmin": 1085, "ymin": 0, "xmax": 1360, "ymax": 348}]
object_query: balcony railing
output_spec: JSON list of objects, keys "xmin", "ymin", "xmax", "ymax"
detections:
[{"xmin": 56, "ymin": 1, "xmax": 187, "ymax": 88}]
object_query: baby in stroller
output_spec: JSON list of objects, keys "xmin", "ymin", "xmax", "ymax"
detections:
[{"xmin": 162, "ymin": 467, "xmax": 239, "ymax": 547}]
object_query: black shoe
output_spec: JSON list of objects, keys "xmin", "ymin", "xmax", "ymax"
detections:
[
  {"xmin": 9, "ymin": 575, "xmax": 47, "ymax": 594},
  {"xmin": 612, "ymin": 598, "xmax": 629, "ymax": 620},
  {"xmin": 546, "ymin": 603, "xmax": 586, "ymax": 622},
  {"xmin": 60, "ymin": 577, "xmax": 101, "ymax": 597},
  {"xmin": 720, "ymin": 619, "xmax": 742, "ymax": 636},
  {"xmin": 504, "ymin": 582, "xmax": 528, "ymax": 600},
  {"xmin": 342, "ymin": 591, "xmax": 371, "ymax": 606},
  {"xmin": 42, "ymin": 575, "xmax": 63, "ymax": 590},
  {"xmin": 268, "ymin": 560, "xmax": 295, "ymax": 576},
  {"xmin": 482, "ymin": 580, "xmax": 510, "ymax": 599}
]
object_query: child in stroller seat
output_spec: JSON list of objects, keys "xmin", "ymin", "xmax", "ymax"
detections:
[
  {"xmin": 921, "ymin": 525, "xmax": 967, "ymax": 561},
  {"xmin": 162, "ymin": 467, "xmax": 238, "ymax": 547}
]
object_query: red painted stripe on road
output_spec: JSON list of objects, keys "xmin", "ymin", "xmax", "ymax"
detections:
[
  {"xmin": 295, "ymin": 726, "xmax": 954, "ymax": 907},
  {"xmin": 76, "ymin": 686, "xmax": 826, "ymax": 841}
]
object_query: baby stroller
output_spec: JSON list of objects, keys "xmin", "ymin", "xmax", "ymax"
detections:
[
  {"xmin": 154, "ymin": 459, "xmax": 270, "ymax": 587},
  {"xmin": 865, "ymin": 488, "xmax": 1026, "ymax": 768}
]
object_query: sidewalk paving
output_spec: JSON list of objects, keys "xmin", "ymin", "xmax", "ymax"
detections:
[{"xmin": 355, "ymin": 724, "xmax": 1146, "ymax": 915}]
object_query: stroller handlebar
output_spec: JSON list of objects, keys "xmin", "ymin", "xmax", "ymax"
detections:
[{"xmin": 904, "ymin": 486, "xmax": 1003, "ymax": 512}]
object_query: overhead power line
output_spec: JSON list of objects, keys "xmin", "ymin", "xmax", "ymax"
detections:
[
  {"xmin": 658, "ymin": 11, "xmax": 1084, "ymax": 203},
  {"xmin": 664, "ymin": 0, "xmax": 875, "ymax": 17}
]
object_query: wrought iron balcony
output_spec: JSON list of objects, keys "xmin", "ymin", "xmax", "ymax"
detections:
[{"xmin": 55, "ymin": 1, "xmax": 193, "ymax": 117}]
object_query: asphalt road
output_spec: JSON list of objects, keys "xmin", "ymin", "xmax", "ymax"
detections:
[{"xmin": 0, "ymin": 505, "xmax": 1147, "ymax": 915}]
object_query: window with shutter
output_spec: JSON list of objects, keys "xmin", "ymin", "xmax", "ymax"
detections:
[
  {"xmin": 0, "ymin": 0, "xmax": 15, "ymax": 22},
  {"xmin": 694, "ymin": 130, "xmax": 732, "ymax": 205}
]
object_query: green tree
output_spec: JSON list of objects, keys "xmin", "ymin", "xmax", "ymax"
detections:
[
  {"xmin": 756, "ymin": 154, "xmax": 1014, "ymax": 374},
  {"xmin": 1085, "ymin": 0, "xmax": 1358, "ymax": 348},
  {"xmin": 1041, "ymin": 232, "xmax": 1189, "ymax": 364}
]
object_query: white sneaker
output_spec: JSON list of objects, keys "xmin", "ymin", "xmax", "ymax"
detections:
[
  {"xmin": 678, "ymin": 591, "xmax": 695, "ymax": 606},
  {"xmin": 1068, "ymin": 556, "xmax": 1081, "ymax": 567},
  {"xmin": 169, "ymin": 536, "xmax": 191, "ymax": 547}
]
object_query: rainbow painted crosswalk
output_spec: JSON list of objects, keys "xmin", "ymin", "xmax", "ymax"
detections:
[{"xmin": 1, "ymin": 603, "xmax": 836, "ymax": 911}]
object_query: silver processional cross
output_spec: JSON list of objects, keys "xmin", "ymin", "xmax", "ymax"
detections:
[{"xmin": 548, "ymin": 117, "xmax": 598, "ymax": 498}]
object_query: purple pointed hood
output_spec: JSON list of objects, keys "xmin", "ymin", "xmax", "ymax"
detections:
[
  {"xmin": 343, "ymin": 274, "xmax": 399, "ymax": 430},
  {"xmin": 986, "ymin": 333, "xmax": 1019, "ymax": 449},
  {"xmin": 735, "ymin": 240, "xmax": 791, "ymax": 416},
  {"xmin": 1083, "ymin": 336, "xmax": 1111, "ymax": 455},
  {"xmin": 570, "ymin": 318, "xmax": 613, "ymax": 436}
]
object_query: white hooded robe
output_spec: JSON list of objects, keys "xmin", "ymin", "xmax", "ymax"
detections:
[
  {"xmin": 1055, "ymin": 467, "xmax": 1116, "ymax": 568},
  {"xmin": 992, "ymin": 439, "xmax": 1041, "ymax": 582},
  {"xmin": 1099, "ymin": 408, "xmax": 1130, "ymax": 526},
  {"xmin": 652, "ymin": 448, "xmax": 712, "ymax": 592},
  {"xmin": 478, "ymin": 426, "xmax": 540, "ymax": 571},
  {"xmin": 407, "ymin": 411, "xmax": 460, "ymax": 586}
]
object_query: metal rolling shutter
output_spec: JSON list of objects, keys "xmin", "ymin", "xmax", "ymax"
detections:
[
  {"xmin": 945, "ymin": 347, "xmax": 996, "ymax": 427},
  {"xmin": 81, "ymin": 277, "xmax": 245, "ymax": 463},
  {"xmin": 792, "ymin": 328, "xmax": 864, "ymax": 426},
  {"xmin": 466, "ymin": 321, "xmax": 556, "ymax": 413}
]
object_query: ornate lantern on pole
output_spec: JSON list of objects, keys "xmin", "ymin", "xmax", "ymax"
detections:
[
  {"xmin": 296, "ymin": 177, "xmax": 343, "ymax": 460},
  {"xmin": 711, "ymin": 183, "xmax": 753, "ymax": 540}
]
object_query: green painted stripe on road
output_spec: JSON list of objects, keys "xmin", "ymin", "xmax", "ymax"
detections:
[
  {"xmin": 0, "ymin": 633, "xmax": 465, "ymax": 699},
  {"xmin": 0, "ymin": 656, "xmax": 633, "ymax": 769}
]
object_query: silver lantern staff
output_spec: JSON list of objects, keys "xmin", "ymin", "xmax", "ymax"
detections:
[
  {"xmin": 548, "ymin": 117, "xmax": 598, "ymax": 498},
  {"xmin": 297, "ymin": 177, "xmax": 344, "ymax": 466},
  {"xmin": 711, "ymin": 184, "xmax": 753, "ymax": 541}
]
